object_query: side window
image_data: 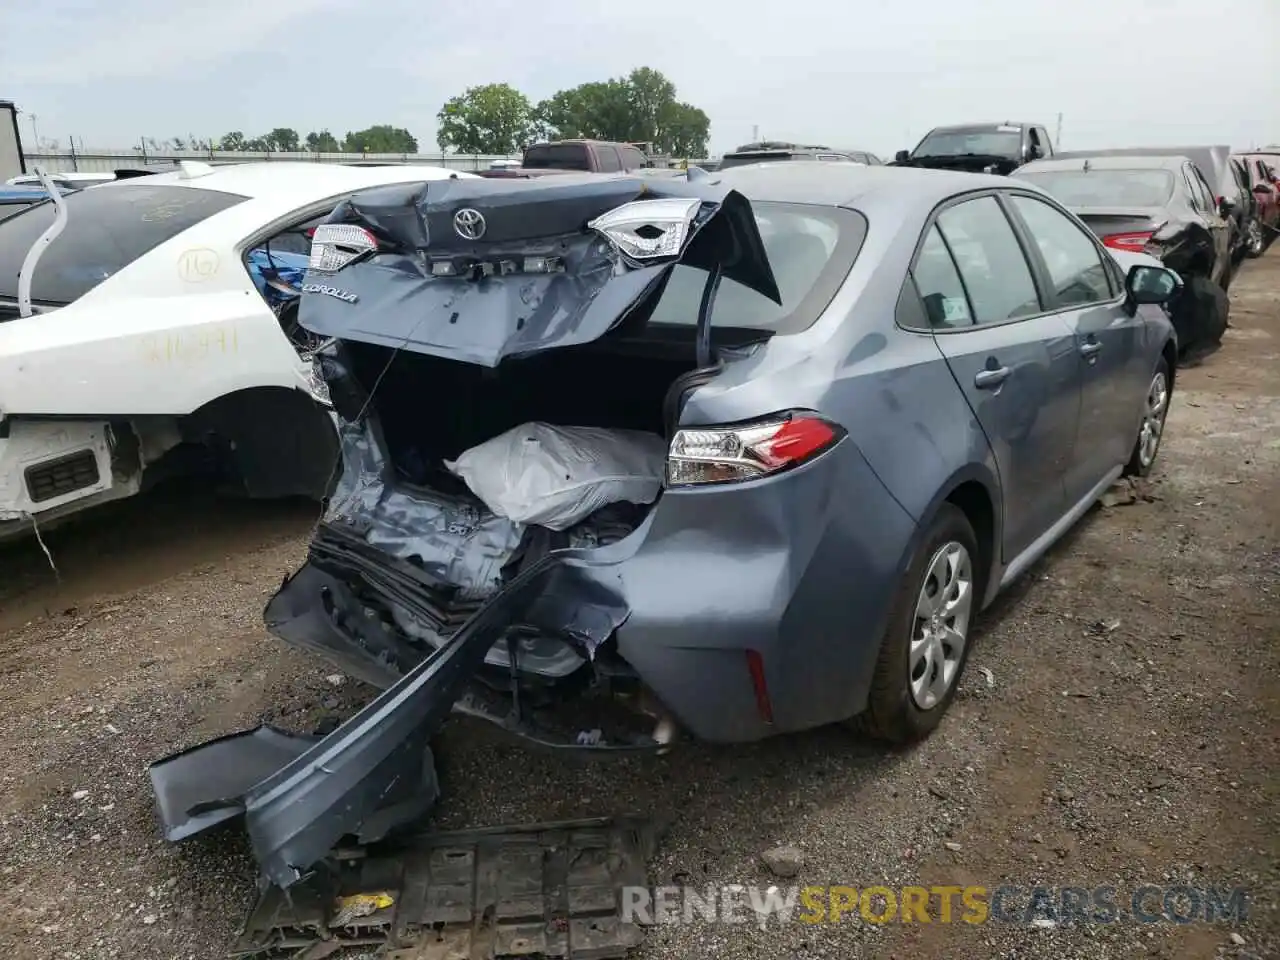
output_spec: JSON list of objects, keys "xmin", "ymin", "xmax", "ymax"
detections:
[
  {"xmin": 1182, "ymin": 166, "xmax": 1205, "ymax": 212},
  {"xmin": 936, "ymin": 196, "xmax": 1042, "ymax": 324},
  {"xmin": 595, "ymin": 146, "xmax": 621, "ymax": 173},
  {"xmin": 621, "ymin": 147, "xmax": 645, "ymax": 170},
  {"xmin": 1191, "ymin": 167, "xmax": 1217, "ymax": 210},
  {"xmin": 910, "ymin": 225, "xmax": 972, "ymax": 329},
  {"xmin": 1010, "ymin": 195, "xmax": 1113, "ymax": 305},
  {"xmin": 1037, "ymin": 128, "xmax": 1053, "ymax": 156}
]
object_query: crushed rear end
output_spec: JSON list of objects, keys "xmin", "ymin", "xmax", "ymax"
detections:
[{"xmin": 149, "ymin": 173, "xmax": 795, "ymax": 885}]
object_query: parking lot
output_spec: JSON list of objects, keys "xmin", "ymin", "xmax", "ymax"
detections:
[{"xmin": 0, "ymin": 250, "xmax": 1276, "ymax": 959}]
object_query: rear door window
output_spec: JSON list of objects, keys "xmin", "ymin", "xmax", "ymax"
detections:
[
  {"xmin": 910, "ymin": 225, "xmax": 972, "ymax": 328},
  {"xmin": 0, "ymin": 184, "xmax": 246, "ymax": 304},
  {"xmin": 936, "ymin": 196, "xmax": 1042, "ymax": 324},
  {"xmin": 595, "ymin": 146, "xmax": 622, "ymax": 173}
]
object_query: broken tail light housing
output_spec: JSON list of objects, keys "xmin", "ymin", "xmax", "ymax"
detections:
[
  {"xmin": 588, "ymin": 197, "xmax": 701, "ymax": 263},
  {"xmin": 309, "ymin": 224, "xmax": 378, "ymax": 273},
  {"xmin": 666, "ymin": 413, "xmax": 844, "ymax": 486},
  {"xmin": 1102, "ymin": 231, "xmax": 1156, "ymax": 253}
]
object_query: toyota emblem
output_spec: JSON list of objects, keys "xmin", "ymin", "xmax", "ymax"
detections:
[{"xmin": 453, "ymin": 207, "xmax": 486, "ymax": 240}]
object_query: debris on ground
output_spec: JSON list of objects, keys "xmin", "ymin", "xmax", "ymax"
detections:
[{"xmin": 231, "ymin": 818, "xmax": 654, "ymax": 959}]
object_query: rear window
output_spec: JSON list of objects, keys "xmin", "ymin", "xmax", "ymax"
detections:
[
  {"xmin": 1015, "ymin": 169, "xmax": 1174, "ymax": 208},
  {"xmin": 0, "ymin": 184, "xmax": 247, "ymax": 304},
  {"xmin": 522, "ymin": 145, "xmax": 592, "ymax": 171},
  {"xmin": 718, "ymin": 152, "xmax": 801, "ymax": 169},
  {"xmin": 646, "ymin": 203, "xmax": 866, "ymax": 334}
]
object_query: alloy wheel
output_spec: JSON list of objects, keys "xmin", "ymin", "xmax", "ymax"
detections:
[
  {"xmin": 1138, "ymin": 371, "xmax": 1169, "ymax": 468},
  {"xmin": 908, "ymin": 541, "xmax": 974, "ymax": 710}
]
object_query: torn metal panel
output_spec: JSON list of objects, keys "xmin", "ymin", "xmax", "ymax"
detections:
[
  {"xmin": 326, "ymin": 418, "xmax": 525, "ymax": 601},
  {"xmin": 297, "ymin": 174, "xmax": 778, "ymax": 367},
  {"xmin": 149, "ymin": 725, "xmax": 320, "ymax": 842},
  {"xmin": 248, "ymin": 554, "xmax": 630, "ymax": 889},
  {"xmin": 232, "ymin": 818, "xmax": 655, "ymax": 960}
]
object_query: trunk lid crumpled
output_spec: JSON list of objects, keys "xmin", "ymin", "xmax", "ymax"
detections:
[
  {"xmin": 148, "ymin": 173, "xmax": 782, "ymax": 891},
  {"xmin": 296, "ymin": 172, "xmax": 779, "ymax": 366}
]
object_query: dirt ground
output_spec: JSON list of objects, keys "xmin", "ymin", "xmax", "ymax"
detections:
[{"xmin": 0, "ymin": 252, "xmax": 1276, "ymax": 960}]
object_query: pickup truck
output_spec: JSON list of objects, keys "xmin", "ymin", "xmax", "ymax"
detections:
[
  {"xmin": 891, "ymin": 122, "xmax": 1054, "ymax": 175},
  {"xmin": 480, "ymin": 140, "xmax": 652, "ymax": 178}
]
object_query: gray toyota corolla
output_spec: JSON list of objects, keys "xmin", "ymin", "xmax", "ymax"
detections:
[{"xmin": 150, "ymin": 163, "xmax": 1181, "ymax": 885}]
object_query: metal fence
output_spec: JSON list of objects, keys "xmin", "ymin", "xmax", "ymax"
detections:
[
  {"xmin": 20, "ymin": 148, "xmax": 521, "ymax": 174},
  {"xmin": 20, "ymin": 148, "xmax": 713, "ymax": 175}
]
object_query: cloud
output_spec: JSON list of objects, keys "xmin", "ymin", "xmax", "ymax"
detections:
[{"xmin": 8, "ymin": 0, "xmax": 347, "ymax": 83}]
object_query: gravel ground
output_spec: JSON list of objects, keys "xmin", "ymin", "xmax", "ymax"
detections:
[{"xmin": 1, "ymin": 251, "xmax": 1277, "ymax": 960}]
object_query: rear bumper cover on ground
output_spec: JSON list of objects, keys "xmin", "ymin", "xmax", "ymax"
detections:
[{"xmin": 151, "ymin": 554, "xmax": 616, "ymax": 888}]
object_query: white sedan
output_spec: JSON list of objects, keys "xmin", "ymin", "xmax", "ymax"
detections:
[{"xmin": 0, "ymin": 160, "xmax": 472, "ymax": 540}]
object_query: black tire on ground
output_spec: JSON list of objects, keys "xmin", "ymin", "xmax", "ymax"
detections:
[
  {"xmin": 851, "ymin": 503, "xmax": 983, "ymax": 745},
  {"xmin": 1123, "ymin": 356, "xmax": 1172, "ymax": 478}
]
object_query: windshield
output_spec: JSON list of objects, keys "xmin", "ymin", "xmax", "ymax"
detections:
[
  {"xmin": 1016, "ymin": 169, "xmax": 1175, "ymax": 208},
  {"xmin": 0, "ymin": 184, "xmax": 246, "ymax": 305},
  {"xmin": 646, "ymin": 203, "xmax": 866, "ymax": 334},
  {"xmin": 521, "ymin": 145, "xmax": 591, "ymax": 171},
  {"xmin": 914, "ymin": 129, "xmax": 1022, "ymax": 159}
]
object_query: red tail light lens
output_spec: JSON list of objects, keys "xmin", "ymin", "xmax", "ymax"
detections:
[
  {"xmin": 1102, "ymin": 231, "xmax": 1155, "ymax": 252},
  {"xmin": 666, "ymin": 413, "xmax": 843, "ymax": 486}
]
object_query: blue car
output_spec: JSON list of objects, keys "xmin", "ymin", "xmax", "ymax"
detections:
[{"xmin": 153, "ymin": 166, "xmax": 1182, "ymax": 887}]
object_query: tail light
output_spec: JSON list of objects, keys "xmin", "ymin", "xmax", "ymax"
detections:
[
  {"xmin": 1102, "ymin": 231, "xmax": 1155, "ymax": 253},
  {"xmin": 588, "ymin": 197, "xmax": 701, "ymax": 262},
  {"xmin": 308, "ymin": 224, "xmax": 378, "ymax": 273},
  {"xmin": 666, "ymin": 413, "xmax": 843, "ymax": 486}
]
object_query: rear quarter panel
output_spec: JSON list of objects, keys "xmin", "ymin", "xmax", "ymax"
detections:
[{"xmin": 642, "ymin": 191, "xmax": 1003, "ymax": 733}]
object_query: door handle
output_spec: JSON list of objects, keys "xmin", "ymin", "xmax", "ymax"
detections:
[
  {"xmin": 1079, "ymin": 340, "xmax": 1103, "ymax": 358},
  {"xmin": 974, "ymin": 366, "xmax": 1010, "ymax": 389}
]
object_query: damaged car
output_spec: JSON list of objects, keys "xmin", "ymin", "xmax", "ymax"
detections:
[
  {"xmin": 153, "ymin": 164, "xmax": 1183, "ymax": 887},
  {"xmin": 0, "ymin": 160, "xmax": 471, "ymax": 541}
]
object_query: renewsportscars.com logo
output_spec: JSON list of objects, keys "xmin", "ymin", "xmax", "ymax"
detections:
[{"xmin": 620, "ymin": 884, "xmax": 1250, "ymax": 928}]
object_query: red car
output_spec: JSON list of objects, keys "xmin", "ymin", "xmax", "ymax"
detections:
[{"xmin": 1236, "ymin": 152, "xmax": 1280, "ymax": 257}]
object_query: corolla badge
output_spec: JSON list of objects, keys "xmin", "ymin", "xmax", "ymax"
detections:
[
  {"xmin": 302, "ymin": 283, "xmax": 358, "ymax": 304},
  {"xmin": 453, "ymin": 207, "xmax": 487, "ymax": 240}
]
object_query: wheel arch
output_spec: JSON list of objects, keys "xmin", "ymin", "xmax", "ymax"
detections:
[
  {"xmin": 183, "ymin": 385, "xmax": 338, "ymax": 500},
  {"xmin": 897, "ymin": 463, "xmax": 1004, "ymax": 611}
]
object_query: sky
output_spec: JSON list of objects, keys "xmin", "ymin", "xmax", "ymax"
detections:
[{"xmin": 3, "ymin": 0, "xmax": 1277, "ymax": 157}]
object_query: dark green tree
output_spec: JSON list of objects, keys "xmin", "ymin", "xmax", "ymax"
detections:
[
  {"xmin": 305, "ymin": 129, "xmax": 341, "ymax": 152},
  {"xmin": 268, "ymin": 127, "xmax": 301, "ymax": 152},
  {"xmin": 342, "ymin": 125, "xmax": 419, "ymax": 153},
  {"xmin": 436, "ymin": 83, "xmax": 534, "ymax": 154},
  {"xmin": 526, "ymin": 68, "xmax": 708, "ymax": 155},
  {"xmin": 218, "ymin": 131, "xmax": 247, "ymax": 151}
]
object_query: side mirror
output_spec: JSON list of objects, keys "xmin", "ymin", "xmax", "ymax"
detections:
[
  {"xmin": 1217, "ymin": 196, "xmax": 1236, "ymax": 217},
  {"xmin": 895, "ymin": 150, "xmax": 910, "ymax": 163},
  {"xmin": 1254, "ymin": 182, "xmax": 1275, "ymax": 195},
  {"xmin": 1026, "ymin": 144, "xmax": 1043, "ymax": 161},
  {"xmin": 1126, "ymin": 264, "xmax": 1181, "ymax": 306}
]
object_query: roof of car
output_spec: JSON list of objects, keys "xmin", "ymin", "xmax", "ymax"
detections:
[
  {"xmin": 134, "ymin": 161, "xmax": 471, "ymax": 202},
  {"xmin": 1019, "ymin": 155, "xmax": 1190, "ymax": 174},
  {"xmin": 709, "ymin": 161, "xmax": 1012, "ymax": 206}
]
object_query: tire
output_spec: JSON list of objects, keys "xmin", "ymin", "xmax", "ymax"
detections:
[
  {"xmin": 1123, "ymin": 357, "xmax": 1171, "ymax": 478},
  {"xmin": 853, "ymin": 503, "xmax": 983, "ymax": 744}
]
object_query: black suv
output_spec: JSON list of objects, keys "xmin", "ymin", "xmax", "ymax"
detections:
[{"xmin": 892, "ymin": 122, "xmax": 1054, "ymax": 174}]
